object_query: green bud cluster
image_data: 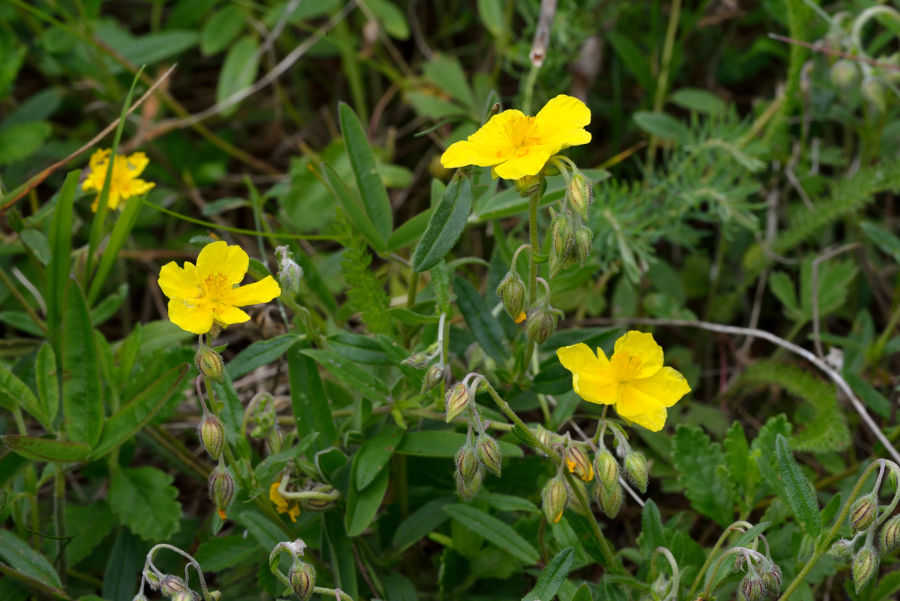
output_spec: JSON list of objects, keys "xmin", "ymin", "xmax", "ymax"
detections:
[{"xmin": 541, "ymin": 476, "xmax": 568, "ymax": 524}]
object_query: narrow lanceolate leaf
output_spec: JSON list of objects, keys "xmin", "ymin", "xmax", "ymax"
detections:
[
  {"xmin": 320, "ymin": 160, "xmax": 386, "ymax": 253},
  {"xmin": 412, "ymin": 174, "xmax": 473, "ymax": 272},
  {"xmin": 522, "ymin": 547, "xmax": 575, "ymax": 601},
  {"xmin": 34, "ymin": 343, "xmax": 59, "ymax": 427},
  {"xmin": 0, "ymin": 530, "xmax": 63, "ymax": 589},
  {"xmin": 62, "ymin": 280, "xmax": 103, "ymax": 446},
  {"xmin": 2, "ymin": 435, "xmax": 90, "ymax": 462},
  {"xmin": 775, "ymin": 434, "xmax": 821, "ymax": 537},
  {"xmin": 452, "ymin": 275, "xmax": 507, "ymax": 363},
  {"xmin": 444, "ymin": 504, "xmax": 539, "ymax": 564},
  {"xmin": 299, "ymin": 348, "xmax": 389, "ymax": 401},
  {"xmin": 345, "ymin": 455, "xmax": 390, "ymax": 537},
  {"xmin": 288, "ymin": 344, "xmax": 337, "ymax": 452},
  {"xmin": 339, "ymin": 102, "xmax": 393, "ymax": 240},
  {"xmin": 0, "ymin": 364, "xmax": 50, "ymax": 431},
  {"xmin": 46, "ymin": 171, "xmax": 80, "ymax": 355},
  {"xmin": 355, "ymin": 423, "xmax": 405, "ymax": 490}
]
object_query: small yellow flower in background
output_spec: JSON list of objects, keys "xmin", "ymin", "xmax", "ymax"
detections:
[
  {"xmin": 440, "ymin": 94, "xmax": 591, "ymax": 180},
  {"xmin": 269, "ymin": 482, "xmax": 301, "ymax": 522},
  {"xmin": 158, "ymin": 241, "xmax": 282, "ymax": 335},
  {"xmin": 556, "ymin": 331, "xmax": 691, "ymax": 432},
  {"xmin": 514, "ymin": 311, "xmax": 526, "ymax": 324},
  {"xmin": 82, "ymin": 148, "xmax": 155, "ymax": 211}
]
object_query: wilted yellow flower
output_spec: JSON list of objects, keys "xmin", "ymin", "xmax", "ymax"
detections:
[
  {"xmin": 82, "ymin": 148, "xmax": 155, "ymax": 211},
  {"xmin": 440, "ymin": 95, "xmax": 591, "ymax": 180},
  {"xmin": 556, "ymin": 331, "xmax": 690, "ymax": 432},
  {"xmin": 158, "ymin": 241, "xmax": 281, "ymax": 335},
  {"xmin": 269, "ymin": 482, "xmax": 300, "ymax": 523}
]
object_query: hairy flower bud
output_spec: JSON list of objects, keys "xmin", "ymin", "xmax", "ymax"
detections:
[
  {"xmin": 402, "ymin": 352, "xmax": 430, "ymax": 369},
  {"xmin": 739, "ymin": 574, "xmax": 765, "ymax": 601},
  {"xmin": 455, "ymin": 444, "xmax": 479, "ymax": 481},
  {"xmin": 852, "ymin": 545, "xmax": 879, "ymax": 592},
  {"xmin": 195, "ymin": 346, "xmax": 224, "ymax": 384},
  {"xmin": 456, "ymin": 464, "xmax": 483, "ymax": 501},
  {"xmin": 199, "ymin": 412, "xmax": 225, "ymax": 461},
  {"xmin": 880, "ymin": 514, "xmax": 900, "ymax": 554},
  {"xmin": 849, "ymin": 493, "xmax": 878, "ymax": 531},
  {"xmin": 759, "ymin": 561, "xmax": 782, "ymax": 595},
  {"xmin": 275, "ymin": 246, "xmax": 303, "ymax": 297},
  {"xmin": 525, "ymin": 305, "xmax": 558, "ymax": 345},
  {"xmin": 496, "ymin": 271, "xmax": 526, "ymax": 320},
  {"xmin": 830, "ymin": 59, "xmax": 860, "ymax": 89},
  {"xmin": 424, "ymin": 364, "xmax": 446, "ymax": 390},
  {"xmin": 565, "ymin": 445, "xmax": 594, "ymax": 482},
  {"xmin": 549, "ymin": 214, "xmax": 576, "ymax": 278},
  {"xmin": 476, "ymin": 434, "xmax": 503, "ymax": 477},
  {"xmin": 863, "ymin": 77, "xmax": 887, "ymax": 113},
  {"xmin": 173, "ymin": 592, "xmax": 197, "ymax": 601},
  {"xmin": 597, "ymin": 481, "xmax": 623, "ymax": 518},
  {"xmin": 567, "ymin": 172, "xmax": 593, "ymax": 220},
  {"xmin": 208, "ymin": 463, "xmax": 235, "ymax": 520},
  {"xmin": 445, "ymin": 382, "xmax": 470, "ymax": 422},
  {"xmin": 575, "ymin": 226, "xmax": 593, "ymax": 267},
  {"xmin": 623, "ymin": 451, "xmax": 649, "ymax": 494},
  {"xmin": 288, "ymin": 561, "xmax": 316, "ymax": 601},
  {"xmin": 828, "ymin": 538, "xmax": 854, "ymax": 561},
  {"xmin": 595, "ymin": 449, "xmax": 619, "ymax": 490},
  {"xmin": 160, "ymin": 575, "xmax": 190, "ymax": 597},
  {"xmin": 515, "ymin": 174, "xmax": 545, "ymax": 197},
  {"xmin": 144, "ymin": 569, "xmax": 161, "ymax": 590},
  {"xmin": 541, "ymin": 476, "xmax": 567, "ymax": 524},
  {"xmin": 650, "ymin": 574, "xmax": 671, "ymax": 600}
]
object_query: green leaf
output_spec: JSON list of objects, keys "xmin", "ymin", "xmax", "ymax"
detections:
[
  {"xmin": 2, "ymin": 435, "xmax": 90, "ymax": 462},
  {"xmin": 478, "ymin": 491, "xmax": 539, "ymax": 513},
  {"xmin": 62, "ymin": 280, "xmax": 103, "ymax": 446},
  {"xmin": 299, "ymin": 348, "xmax": 388, "ymax": 400},
  {"xmin": 0, "ymin": 121, "xmax": 51, "ymax": 165},
  {"xmin": 288, "ymin": 345, "xmax": 337, "ymax": 451},
  {"xmin": 216, "ymin": 36, "xmax": 260, "ymax": 117},
  {"xmin": 844, "ymin": 371, "xmax": 891, "ymax": 418},
  {"xmin": 193, "ymin": 534, "xmax": 262, "ymax": 572},
  {"xmin": 356, "ymin": 423, "xmax": 404, "ymax": 490},
  {"xmin": 522, "ymin": 547, "xmax": 575, "ymax": 601},
  {"xmin": 607, "ymin": 32, "xmax": 653, "ymax": 90},
  {"xmin": 18, "ymin": 229, "xmax": 51, "ymax": 265},
  {"xmin": 477, "ymin": 0, "xmax": 505, "ymax": 37},
  {"xmin": 861, "ymin": 220, "xmax": 900, "ymax": 263},
  {"xmin": 108, "ymin": 466, "xmax": 182, "ymax": 541},
  {"xmin": 392, "ymin": 496, "xmax": 455, "ymax": 551},
  {"xmin": 412, "ymin": 175, "xmax": 473, "ymax": 272},
  {"xmin": 387, "ymin": 307, "xmax": 442, "ymax": 325},
  {"xmin": 396, "ymin": 430, "xmax": 523, "ymax": 458},
  {"xmin": 423, "ymin": 54, "xmax": 473, "ymax": 108},
  {"xmin": 799, "ymin": 259, "xmax": 857, "ymax": 319},
  {"xmin": 723, "ymin": 421, "xmax": 750, "ymax": 489},
  {"xmin": 0, "ymin": 363, "xmax": 50, "ymax": 430},
  {"xmin": 226, "ymin": 334, "xmax": 300, "ymax": 380},
  {"xmin": 91, "ymin": 364, "xmax": 189, "ymax": 459},
  {"xmin": 769, "ymin": 271, "xmax": 800, "ymax": 319},
  {"xmin": 66, "ymin": 502, "xmax": 117, "ymax": 566},
  {"xmin": 571, "ymin": 583, "xmax": 593, "ymax": 601},
  {"xmin": 323, "ymin": 512, "xmax": 359, "ymax": 599},
  {"xmin": 34, "ymin": 343, "xmax": 59, "ymax": 427},
  {"xmin": 0, "ymin": 530, "xmax": 63, "ymax": 589},
  {"xmin": 633, "ymin": 111, "xmax": 689, "ymax": 144},
  {"xmin": 327, "ymin": 333, "xmax": 392, "ymax": 365},
  {"xmin": 87, "ymin": 191, "xmax": 144, "ymax": 304},
  {"xmin": 444, "ymin": 504, "xmax": 539, "ymax": 564},
  {"xmin": 320, "ymin": 160, "xmax": 387, "ymax": 252},
  {"xmin": 339, "ymin": 102, "xmax": 393, "ymax": 240},
  {"xmin": 672, "ymin": 425, "xmax": 734, "ymax": 527},
  {"xmin": 47, "ymin": 171, "xmax": 80, "ymax": 355},
  {"xmin": 91, "ymin": 284, "xmax": 129, "ymax": 326},
  {"xmin": 200, "ymin": 5, "xmax": 246, "ymax": 55},
  {"xmin": 345, "ymin": 455, "xmax": 390, "ymax": 536},
  {"xmin": 774, "ymin": 434, "xmax": 821, "ymax": 537},
  {"xmin": 639, "ymin": 500, "xmax": 665, "ymax": 558},
  {"xmin": 366, "ymin": 0, "xmax": 409, "ymax": 39},
  {"xmin": 388, "ymin": 208, "xmax": 433, "ymax": 251},
  {"xmin": 669, "ymin": 88, "xmax": 727, "ymax": 115},
  {"xmin": 452, "ymin": 275, "xmax": 507, "ymax": 363}
]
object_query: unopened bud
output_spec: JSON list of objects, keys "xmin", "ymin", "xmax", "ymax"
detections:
[
  {"xmin": 402, "ymin": 352, "xmax": 430, "ymax": 368},
  {"xmin": 276, "ymin": 246, "xmax": 303, "ymax": 296},
  {"xmin": 288, "ymin": 561, "xmax": 316, "ymax": 601},
  {"xmin": 195, "ymin": 346, "xmax": 225, "ymax": 383},
  {"xmin": 496, "ymin": 271, "xmax": 526, "ymax": 319},
  {"xmin": 623, "ymin": 451, "xmax": 649, "ymax": 494},
  {"xmin": 456, "ymin": 464, "xmax": 483, "ymax": 501},
  {"xmin": 759, "ymin": 561, "xmax": 782, "ymax": 595},
  {"xmin": 565, "ymin": 445, "xmax": 594, "ymax": 482},
  {"xmin": 133, "ymin": 594, "xmax": 149, "ymax": 601},
  {"xmin": 266, "ymin": 427, "xmax": 285, "ymax": 455},
  {"xmin": 541, "ymin": 476, "xmax": 567, "ymax": 524},
  {"xmin": 445, "ymin": 382, "xmax": 470, "ymax": 422},
  {"xmin": 144, "ymin": 570, "xmax": 161, "ymax": 590},
  {"xmin": 880, "ymin": 514, "xmax": 900, "ymax": 554},
  {"xmin": 595, "ymin": 449, "xmax": 619, "ymax": 490},
  {"xmin": 575, "ymin": 226, "xmax": 592, "ymax": 266},
  {"xmin": 739, "ymin": 574, "xmax": 766, "ymax": 601},
  {"xmin": 173, "ymin": 592, "xmax": 197, "ymax": 601},
  {"xmin": 199, "ymin": 412, "xmax": 225, "ymax": 461},
  {"xmin": 549, "ymin": 213, "xmax": 576, "ymax": 278},
  {"xmin": 525, "ymin": 305, "xmax": 558, "ymax": 345},
  {"xmin": 830, "ymin": 59, "xmax": 860, "ymax": 89},
  {"xmin": 863, "ymin": 77, "xmax": 887, "ymax": 113},
  {"xmin": 828, "ymin": 538, "xmax": 854, "ymax": 561},
  {"xmin": 650, "ymin": 574, "xmax": 671, "ymax": 600},
  {"xmin": 476, "ymin": 434, "xmax": 502, "ymax": 477},
  {"xmin": 597, "ymin": 482, "xmax": 623, "ymax": 518},
  {"xmin": 455, "ymin": 444, "xmax": 479, "ymax": 481},
  {"xmin": 160, "ymin": 575, "xmax": 190, "ymax": 596},
  {"xmin": 849, "ymin": 493, "xmax": 878, "ymax": 531},
  {"xmin": 515, "ymin": 174, "xmax": 544, "ymax": 197},
  {"xmin": 535, "ymin": 426, "xmax": 553, "ymax": 454},
  {"xmin": 852, "ymin": 545, "xmax": 879, "ymax": 592},
  {"xmin": 567, "ymin": 172, "xmax": 593, "ymax": 219},
  {"xmin": 208, "ymin": 463, "xmax": 235, "ymax": 520},
  {"xmin": 424, "ymin": 364, "xmax": 446, "ymax": 390}
]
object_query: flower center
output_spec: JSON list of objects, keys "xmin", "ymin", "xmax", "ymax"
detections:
[
  {"xmin": 201, "ymin": 273, "xmax": 230, "ymax": 302},
  {"xmin": 503, "ymin": 115, "xmax": 539, "ymax": 149},
  {"xmin": 610, "ymin": 352, "xmax": 644, "ymax": 380}
]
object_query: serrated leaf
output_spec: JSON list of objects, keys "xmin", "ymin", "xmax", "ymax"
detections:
[
  {"xmin": 413, "ymin": 174, "xmax": 472, "ymax": 272},
  {"xmin": 2, "ymin": 436, "xmax": 90, "ymax": 462},
  {"xmin": 452, "ymin": 275, "xmax": 507, "ymax": 363},
  {"xmin": 639, "ymin": 500, "xmax": 665, "ymax": 558},
  {"xmin": 339, "ymin": 102, "xmax": 393, "ymax": 240},
  {"xmin": 0, "ymin": 530, "xmax": 62, "ymax": 589},
  {"xmin": 774, "ymin": 434, "xmax": 821, "ymax": 537},
  {"xmin": 108, "ymin": 466, "xmax": 182, "ymax": 540},
  {"xmin": 672, "ymin": 425, "xmax": 734, "ymax": 527},
  {"xmin": 216, "ymin": 36, "xmax": 260, "ymax": 117},
  {"xmin": 522, "ymin": 547, "xmax": 574, "ymax": 601},
  {"xmin": 723, "ymin": 421, "xmax": 750, "ymax": 487},
  {"xmin": 444, "ymin": 504, "xmax": 539, "ymax": 564}
]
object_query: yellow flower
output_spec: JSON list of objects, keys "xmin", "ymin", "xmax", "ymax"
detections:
[
  {"xmin": 556, "ymin": 331, "xmax": 691, "ymax": 432},
  {"xmin": 269, "ymin": 482, "xmax": 301, "ymax": 523},
  {"xmin": 82, "ymin": 148, "xmax": 155, "ymax": 211},
  {"xmin": 440, "ymin": 95, "xmax": 591, "ymax": 180},
  {"xmin": 158, "ymin": 241, "xmax": 282, "ymax": 335}
]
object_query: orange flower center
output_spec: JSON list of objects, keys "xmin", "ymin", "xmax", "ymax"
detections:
[{"xmin": 610, "ymin": 352, "xmax": 645, "ymax": 380}]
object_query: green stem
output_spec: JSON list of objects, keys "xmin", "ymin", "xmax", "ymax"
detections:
[
  {"xmin": 522, "ymin": 64, "xmax": 540, "ymax": 115},
  {"xmin": 646, "ymin": 0, "xmax": 683, "ymax": 177},
  {"xmin": 0, "ymin": 266, "xmax": 47, "ymax": 334},
  {"xmin": 522, "ymin": 190, "xmax": 541, "ymax": 373},
  {"xmin": 53, "ymin": 462, "xmax": 66, "ymax": 584},
  {"xmin": 688, "ymin": 520, "xmax": 754, "ymax": 598}
]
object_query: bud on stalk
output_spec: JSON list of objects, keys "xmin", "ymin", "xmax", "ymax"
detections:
[
  {"xmin": 541, "ymin": 476, "xmax": 567, "ymax": 524},
  {"xmin": 456, "ymin": 464, "xmax": 483, "ymax": 501},
  {"xmin": 852, "ymin": 545, "xmax": 879, "ymax": 592},
  {"xmin": 160, "ymin": 575, "xmax": 190, "ymax": 597},
  {"xmin": 424, "ymin": 364, "xmax": 446, "ymax": 390},
  {"xmin": 567, "ymin": 172, "xmax": 593, "ymax": 219},
  {"xmin": 759, "ymin": 561, "xmax": 782, "ymax": 595},
  {"xmin": 829, "ymin": 59, "xmax": 860, "ymax": 89},
  {"xmin": 525, "ymin": 305, "xmax": 558, "ymax": 345},
  {"xmin": 849, "ymin": 493, "xmax": 878, "ymax": 531},
  {"xmin": 739, "ymin": 574, "xmax": 766, "ymax": 601},
  {"xmin": 199, "ymin": 412, "xmax": 225, "ymax": 461},
  {"xmin": 575, "ymin": 226, "xmax": 593, "ymax": 266},
  {"xmin": 476, "ymin": 434, "xmax": 503, "ymax": 477},
  {"xmin": 565, "ymin": 445, "xmax": 594, "ymax": 482},
  {"xmin": 288, "ymin": 561, "xmax": 316, "ymax": 601},
  {"xmin": 455, "ymin": 444, "xmax": 479, "ymax": 481},
  {"xmin": 880, "ymin": 514, "xmax": 900, "ymax": 554},
  {"xmin": 444, "ymin": 382, "xmax": 470, "ymax": 422},
  {"xmin": 195, "ymin": 346, "xmax": 225, "ymax": 383},
  {"xmin": 496, "ymin": 271, "xmax": 526, "ymax": 319},
  {"xmin": 828, "ymin": 538, "xmax": 853, "ymax": 561},
  {"xmin": 208, "ymin": 463, "xmax": 235, "ymax": 520},
  {"xmin": 595, "ymin": 449, "xmax": 619, "ymax": 490},
  {"xmin": 597, "ymin": 482, "xmax": 623, "ymax": 518},
  {"xmin": 623, "ymin": 451, "xmax": 649, "ymax": 494}
]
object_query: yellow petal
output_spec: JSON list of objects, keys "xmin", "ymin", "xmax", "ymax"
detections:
[
  {"xmin": 615, "ymin": 389, "xmax": 668, "ymax": 432},
  {"xmin": 441, "ymin": 139, "xmax": 507, "ymax": 168},
  {"xmin": 534, "ymin": 94, "xmax": 592, "ymax": 151},
  {"xmin": 627, "ymin": 366, "xmax": 691, "ymax": 408},
  {"xmin": 196, "ymin": 241, "xmax": 249, "ymax": 285},
  {"xmin": 557, "ymin": 343, "xmax": 602, "ymax": 372},
  {"xmin": 125, "ymin": 151, "xmax": 150, "ymax": 175},
  {"xmin": 212, "ymin": 304, "xmax": 251, "ymax": 326},
  {"xmin": 167, "ymin": 298, "xmax": 214, "ymax": 335},
  {"xmin": 492, "ymin": 145, "xmax": 555, "ymax": 180},
  {"xmin": 440, "ymin": 110, "xmax": 527, "ymax": 168},
  {"xmin": 89, "ymin": 148, "xmax": 110, "ymax": 170},
  {"xmin": 556, "ymin": 343, "xmax": 617, "ymax": 405},
  {"xmin": 612, "ymin": 331, "xmax": 664, "ymax": 379},
  {"xmin": 158, "ymin": 261, "xmax": 201, "ymax": 300},
  {"xmin": 223, "ymin": 276, "xmax": 282, "ymax": 307}
]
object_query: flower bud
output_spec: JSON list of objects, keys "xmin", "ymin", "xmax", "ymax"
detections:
[
  {"xmin": 830, "ymin": 59, "xmax": 860, "ymax": 89},
  {"xmin": 444, "ymin": 382, "xmax": 470, "ymax": 422},
  {"xmin": 276, "ymin": 246, "xmax": 303, "ymax": 297},
  {"xmin": 852, "ymin": 545, "xmax": 879, "ymax": 592},
  {"xmin": 549, "ymin": 214, "xmax": 575, "ymax": 278},
  {"xmin": 476, "ymin": 434, "xmax": 502, "ymax": 477},
  {"xmin": 208, "ymin": 463, "xmax": 235, "ymax": 520},
  {"xmin": 541, "ymin": 476, "xmax": 567, "ymax": 524},
  {"xmin": 623, "ymin": 451, "xmax": 649, "ymax": 494},
  {"xmin": 160, "ymin": 575, "xmax": 190, "ymax": 597},
  {"xmin": 515, "ymin": 174, "xmax": 544, "ymax": 197},
  {"xmin": 849, "ymin": 493, "xmax": 878, "ymax": 531},
  {"xmin": 144, "ymin": 569, "xmax": 161, "ymax": 590},
  {"xmin": 759, "ymin": 561, "xmax": 782, "ymax": 595},
  {"xmin": 525, "ymin": 305, "xmax": 558, "ymax": 345},
  {"xmin": 650, "ymin": 574, "xmax": 671, "ymax": 600},
  {"xmin": 133, "ymin": 594, "xmax": 149, "ymax": 601},
  {"xmin": 880, "ymin": 514, "xmax": 900, "ymax": 554},
  {"xmin": 496, "ymin": 271, "xmax": 526, "ymax": 320},
  {"xmin": 455, "ymin": 464, "xmax": 483, "ymax": 501},
  {"xmin": 195, "ymin": 346, "xmax": 225, "ymax": 384},
  {"xmin": 455, "ymin": 444, "xmax": 479, "ymax": 481},
  {"xmin": 424, "ymin": 364, "xmax": 446, "ymax": 390},
  {"xmin": 597, "ymin": 481, "xmax": 623, "ymax": 518},
  {"xmin": 199, "ymin": 412, "xmax": 225, "ymax": 461},
  {"xmin": 567, "ymin": 172, "xmax": 593, "ymax": 219},
  {"xmin": 266, "ymin": 427, "xmax": 285, "ymax": 455},
  {"xmin": 739, "ymin": 574, "xmax": 766, "ymax": 601},
  {"xmin": 173, "ymin": 592, "xmax": 197, "ymax": 601},
  {"xmin": 575, "ymin": 226, "xmax": 592, "ymax": 267},
  {"xmin": 402, "ymin": 352, "xmax": 430, "ymax": 368},
  {"xmin": 828, "ymin": 538, "xmax": 854, "ymax": 561},
  {"xmin": 595, "ymin": 449, "xmax": 619, "ymax": 490},
  {"xmin": 565, "ymin": 445, "xmax": 594, "ymax": 482},
  {"xmin": 863, "ymin": 77, "xmax": 887, "ymax": 113},
  {"xmin": 288, "ymin": 560, "xmax": 316, "ymax": 601}
]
